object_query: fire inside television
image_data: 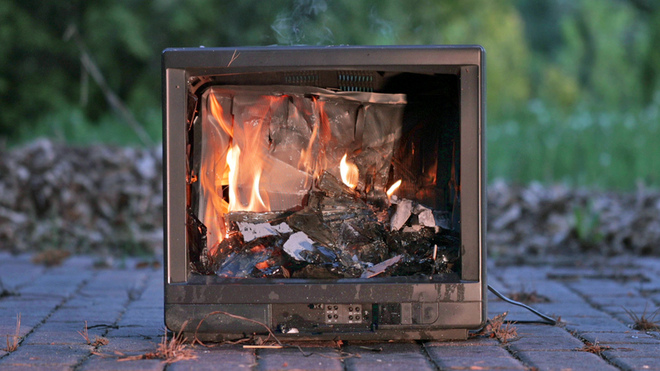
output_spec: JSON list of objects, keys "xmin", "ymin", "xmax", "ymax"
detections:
[{"xmin": 163, "ymin": 45, "xmax": 486, "ymax": 341}]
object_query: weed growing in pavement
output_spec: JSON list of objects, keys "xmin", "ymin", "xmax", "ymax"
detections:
[
  {"xmin": 577, "ymin": 341, "xmax": 612, "ymax": 355},
  {"xmin": 471, "ymin": 312, "xmax": 518, "ymax": 343},
  {"xmin": 77, "ymin": 321, "xmax": 108, "ymax": 347},
  {"xmin": 509, "ymin": 285, "xmax": 551, "ymax": 304},
  {"xmin": 78, "ymin": 321, "xmax": 90, "ymax": 344},
  {"xmin": 118, "ymin": 321, "xmax": 196, "ymax": 363},
  {"xmin": 624, "ymin": 305, "xmax": 660, "ymax": 331},
  {"xmin": 91, "ymin": 336, "xmax": 109, "ymax": 347},
  {"xmin": 4, "ymin": 313, "xmax": 21, "ymax": 352}
]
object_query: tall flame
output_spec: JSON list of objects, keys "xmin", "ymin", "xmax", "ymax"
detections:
[
  {"xmin": 226, "ymin": 145, "xmax": 239, "ymax": 211},
  {"xmin": 340, "ymin": 154, "xmax": 359, "ymax": 189},
  {"xmin": 200, "ymin": 93, "xmax": 232, "ymax": 250}
]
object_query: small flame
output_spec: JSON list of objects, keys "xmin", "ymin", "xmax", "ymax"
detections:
[
  {"xmin": 251, "ymin": 171, "xmax": 267, "ymax": 209},
  {"xmin": 386, "ymin": 179, "xmax": 402, "ymax": 197},
  {"xmin": 340, "ymin": 154, "xmax": 359, "ymax": 189}
]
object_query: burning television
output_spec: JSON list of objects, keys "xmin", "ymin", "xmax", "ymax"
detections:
[{"xmin": 163, "ymin": 46, "xmax": 486, "ymax": 340}]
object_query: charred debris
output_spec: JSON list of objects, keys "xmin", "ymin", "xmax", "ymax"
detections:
[
  {"xmin": 188, "ymin": 171, "xmax": 460, "ymax": 279},
  {"xmin": 186, "ymin": 85, "xmax": 461, "ymax": 280}
]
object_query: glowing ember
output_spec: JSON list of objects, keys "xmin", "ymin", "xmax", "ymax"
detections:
[
  {"xmin": 386, "ymin": 179, "xmax": 402, "ymax": 197},
  {"xmin": 340, "ymin": 154, "xmax": 359, "ymax": 189}
]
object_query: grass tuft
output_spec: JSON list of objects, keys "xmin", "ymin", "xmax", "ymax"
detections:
[
  {"xmin": 472, "ymin": 312, "xmax": 518, "ymax": 343},
  {"xmin": 119, "ymin": 322, "xmax": 195, "ymax": 363},
  {"xmin": 624, "ymin": 305, "xmax": 660, "ymax": 331},
  {"xmin": 577, "ymin": 341, "xmax": 612, "ymax": 355},
  {"xmin": 4, "ymin": 313, "xmax": 21, "ymax": 352}
]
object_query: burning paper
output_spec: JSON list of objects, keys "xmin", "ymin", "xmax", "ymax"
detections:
[{"xmin": 189, "ymin": 85, "xmax": 460, "ymax": 279}]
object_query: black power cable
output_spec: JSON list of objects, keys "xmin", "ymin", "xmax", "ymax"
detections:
[{"xmin": 488, "ymin": 284, "xmax": 557, "ymax": 325}]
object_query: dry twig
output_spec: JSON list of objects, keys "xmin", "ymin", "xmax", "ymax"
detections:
[
  {"xmin": 227, "ymin": 49, "xmax": 240, "ymax": 66},
  {"xmin": 193, "ymin": 310, "xmax": 283, "ymax": 348},
  {"xmin": 193, "ymin": 311, "xmax": 360, "ymax": 360},
  {"xmin": 78, "ymin": 321, "xmax": 90, "ymax": 344}
]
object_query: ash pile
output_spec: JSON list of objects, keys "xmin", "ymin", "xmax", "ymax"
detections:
[{"xmin": 190, "ymin": 171, "xmax": 460, "ymax": 279}]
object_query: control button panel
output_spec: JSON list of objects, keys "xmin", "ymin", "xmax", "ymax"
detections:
[{"xmin": 324, "ymin": 304, "xmax": 366, "ymax": 324}]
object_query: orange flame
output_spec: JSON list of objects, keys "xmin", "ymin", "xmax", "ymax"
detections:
[
  {"xmin": 340, "ymin": 154, "xmax": 359, "ymax": 189},
  {"xmin": 200, "ymin": 93, "xmax": 232, "ymax": 249},
  {"xmin": 386, "ymin": 179, "xmax": 402, "ymax": 197},
  {"xmin": 209, "ymin": 93, "xmax": 233, "ymax": 136}
]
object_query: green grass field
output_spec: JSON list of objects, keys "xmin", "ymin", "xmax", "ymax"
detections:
[{"xmin": 488, "ymin": 98, "xmax": 660, "ymax": 190}]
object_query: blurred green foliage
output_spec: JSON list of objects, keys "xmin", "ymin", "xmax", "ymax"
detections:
[{"xmin": 1, "ymin": 0, "xmax": 659, "ymax": 189}]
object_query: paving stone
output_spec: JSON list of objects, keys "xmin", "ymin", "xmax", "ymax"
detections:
[
  {"xmin": 0, "ymin": 296, "xmax": 62, "ymax": 316},
  {"xmin": 168, "ymin": 346, "xmax": 255, "ymax": 370},
  {"xmin": 3, "ymin": 253, "xmax": 660, "ymax": 369},
  {"xmin": 608, "ymin": 357, "xmax": 660, "ymax": 370},
  {"xmin": 97, "ymin": 336, "xmax": 159, "ymax": 353},
  {"xmin": 425, "ymin": 337, "xmax": 501, "ymax": 347},
  {"xmin": 117, "ymin": 308, "xmax": 164, "ymax": 328},
  {"xmin": 107, "ymin": 324, "xmax": 165, "ymax": 339},
  {"xmin": 507, "ymin": 334, "xmax": 585, "ymax": 352},
  {"xmin": 425, "ymin": 344, "xmax": 525, "ymax": 370},
  {"xmin": 0, "ymin": 343, "xmax": 91, "ymax": 367},
  {"xmin": 513, "ymin": 324, "xmax": 575, "ymax": 338},
  {"xmin": 589, "ymin": 296, "xmax": 650, "ymax": 308},
  {"xmin": 602, "ymin": 343, "xmax": 660, "ymax": 358},
  {"xmin": 532, "ymin": 302, "xmax": 610, "ymax": 317},
  {"xmin": 515, "ymin": 350, "xmax": 618, "ymax": 371},
  {"xmin": 63, "ymin": 296, "xmax": 128, "ymax": 310},
  {"xmin": 578, "ymin": 331, "xmax": 660, "ymax": 345},
  {"xmin": 0, "ymin": 364, "xmax": 72, "ymax": 371},
  {"xmin": 569, "ymin": 280, "xmax": 641, "ymax": 297},
  {"xmin": 0, "ymin": 265, "xmax": 45, "ymax": 288},
  {"xmin": 78, "ymin": 357, "xmax": 164, "ymax": 371},
  {"xmin": 23, "ymin": 321, "xmax": 105, "ymax": 345},
  {"xmin": 256, "ymin": 347, "xmax": 343, "ymax": 371},
  {"xmin": 46, "ymin": 306, "xmax": 124, "ymax": 326},
  {"xmin": 344, "ymin": 342, "xmax": 435, "ymax": 371},
  {"xmin": 562, "ymin": 315, "xmax": 633, "ymax": 333}
]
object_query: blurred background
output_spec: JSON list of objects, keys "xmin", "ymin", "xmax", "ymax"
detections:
[
  {"xmin": 2, "ymin": 0, "xmax": 659, "ymax": 189},
  {"xmin": 1, "ymin": 0, "xmax": 659, "ymax": 258}
]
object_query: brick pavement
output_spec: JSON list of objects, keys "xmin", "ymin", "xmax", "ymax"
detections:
[{"xmin": 1, "ymin": 252, "xmax": 659, "ymax": 370}]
